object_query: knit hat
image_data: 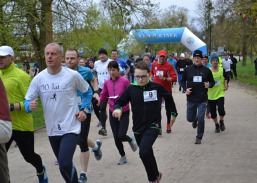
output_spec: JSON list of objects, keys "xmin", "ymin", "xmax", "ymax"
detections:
[
  {"xmin": 211, "ymin": 55, "xmax": 219, "ymax": 61},
  {"xmin": 193, "ymin": 50, "xmax": 203, "ymax": 58},
  {"xmin": 98, "ymin": 48, "xmax": 108, "ymax": 55}
]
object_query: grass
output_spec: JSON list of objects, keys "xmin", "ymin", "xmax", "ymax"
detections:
[
  {"xmin": 32, "ymin": 101, "xmax": 45, "ymax": 130},
  {"xmin": 236, "ymin": 59, "xmax": 257, "ymax": 88}
]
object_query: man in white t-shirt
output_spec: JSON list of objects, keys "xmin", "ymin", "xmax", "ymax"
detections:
[
  {"xmin": 24, "ymin": 42, "xmax": 89, "ymax": 183},
  {"xmin": 93, "ymin": 48, "xmax": 112, "ymax": 136},
  {"xmin": 222, "ymin": 53, "xmax": 233, "ymax": 85}
]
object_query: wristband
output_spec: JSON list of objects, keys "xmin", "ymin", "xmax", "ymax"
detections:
[
  {"xmin": 10, "ymin": 103, "xmax": 14, "ymax": 111},
  {"xmin": 94, "ymin": 90, "xmax": 99, "ymax": 94}
]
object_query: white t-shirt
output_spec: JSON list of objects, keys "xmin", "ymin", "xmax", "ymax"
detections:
[
  {"xmin": 25, "ymin": 67, "xmax": 89, "ymax": 136},
  {"xmin": 94, "ymin": 59, "xmax": 124, "ymax": 89},
  {"xmin": 222, "ymin": 58, "xmax": 232, "ymax": 72}
]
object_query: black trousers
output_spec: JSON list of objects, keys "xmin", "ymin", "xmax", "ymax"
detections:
[
  {"xmin": 135, "ymin": 127, "xmax": 159, "ymax": 182},
  {"xmin": 109, "ymin": 110, "xmax": 130, "ymax": 156},
  {"xmin": 163, "ymin": 93, "xmax": 178, "ymax": 125},
  {"xmin": 78, "ymin": 113, "xmax": 91, "ymax": 152},
  {"xmin": 208, "ymin": 97, "xmax": 225, "ymax": 119},
  {"xmin": 5, "ymin": 130, "xmax": 43, "ymax": 174}
]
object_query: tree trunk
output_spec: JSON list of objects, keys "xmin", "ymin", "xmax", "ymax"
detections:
[{"xmin": 39, "ymin": 0, "xmax": 53, "ymax": 69}]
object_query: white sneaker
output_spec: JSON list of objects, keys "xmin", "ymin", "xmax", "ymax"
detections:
[
  {"xmin": 129, "ymin": 135, "xmax": 138, "ymax": 152},
  {"xmin": 117, "ymin": 156, "xmax": 127, "ymax": 165}
]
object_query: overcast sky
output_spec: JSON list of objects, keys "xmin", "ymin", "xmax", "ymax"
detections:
[{"xmin": 156, "ymin": 0, "xmax": 198, "ymax": 18}]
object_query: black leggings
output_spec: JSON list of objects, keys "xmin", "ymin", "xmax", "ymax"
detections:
[
  {"xmin": 92, "ymin": 88, "xmax": 108, "ymax": 129},
  {"xmin": 135, "ymin": 127, "xmax": 159, "ymax": 182},
  {"xmin": 163, "ymin": 93, "xmax": 178, "ymax": 124},
  {"xmin": 5, "ymin": 130, "xmax": 43, "ymax": 174},
  {"xmin": 109, "ymin": 110, "xmax": 131, "ymax": 156},
  {"xmin": 208, "ymin": 97, "xmax": 225, "ymax": 119},
  {"xmin": 78, "ymin": 113, "xmax": 91, "ymax": 152}
]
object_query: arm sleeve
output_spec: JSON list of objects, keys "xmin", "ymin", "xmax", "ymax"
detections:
[
  {"xmin": 24, "ymin": 77, "xmax": 40, "ymax": 113},
  {"xmin": 114, "ymin": 87, "xmax": 130, "ymax": 109},
  {"xmin": 208, "ymin": 70, "xmax": 215, "ymax": 88},
  {"xmin": 18, "ymin": 74, "xmax": 31, "ymax": 111},
  {"xmin": 169, "ymin": 66, "xmax": 177, "ymax": 82},
  {"xmin": 76, "ymin": 72, "xmax": 89, "ymax": 93},
  {"xmin": 0, "ymin": 120, "xmax": 12, "ymax": 143}
]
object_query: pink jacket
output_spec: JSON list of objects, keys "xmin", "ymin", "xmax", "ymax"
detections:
[{"xmin": 100, "ymin": 76, "xmax": 130, "ymax": 112}]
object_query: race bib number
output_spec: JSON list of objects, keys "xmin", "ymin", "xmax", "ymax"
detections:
[
  {"xmin": 193, "ymin": 76, "xmax": 202, "ymax": 82},
  {"xmin": 180, "ymin": 68, "xmax": 184, "ymax": 71},
  {"xmin": 214, "ymin": 80, "xmax": 220, "ymax": 86},
  {"xmin": 156, "ymin": 70, "xmax": 164, "ymax": 76},
  {"xmin": 143, "ymin": 90, "xmax": 158, "ymax": 102},
  {"xmin": 77, "ymin": 97, "xmax": 82, "ymax": 105}
]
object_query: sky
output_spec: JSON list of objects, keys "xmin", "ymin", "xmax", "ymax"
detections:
[{"xmin": 156, "ymin": 0, "xmax": 198, "ymax": 18}]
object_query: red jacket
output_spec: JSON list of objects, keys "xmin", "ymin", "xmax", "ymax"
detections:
[{"xmin": 151, "ymin": 61, "xmax": 177, "ymax": 92}]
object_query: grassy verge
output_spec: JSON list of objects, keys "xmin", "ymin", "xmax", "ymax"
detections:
[{"xmin": 236, "ymin": 59, "xmax": 257, "ymax": 88}]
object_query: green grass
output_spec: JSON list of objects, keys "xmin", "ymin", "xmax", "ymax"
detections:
[
  {"xmin": 32, "ymin": 101, "xmax": 45, "ymax": 130},
  {"xmin": 236, "ymin": 59, "xmax": 257, "ymax": 88}
]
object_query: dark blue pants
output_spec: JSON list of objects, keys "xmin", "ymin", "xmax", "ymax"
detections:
[
  {"xmin": 49, "ymin": 133, "xmax": 78, "ymax": 183},
  {"xmin": 187, "ymin": 101, "xmax": 207, "ymax": 139}
]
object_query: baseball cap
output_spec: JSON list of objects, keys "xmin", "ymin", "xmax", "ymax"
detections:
[
  {"xmin": 0, "ymin": 46, "xmax": 14, "ymax": 56},
  {"xmin": 158, "ymin": 50, "xmax": 167, "ymax": 57},
  {"xmin": 180, "ymin": 53, "xmax": 185, "ymax": 58}
]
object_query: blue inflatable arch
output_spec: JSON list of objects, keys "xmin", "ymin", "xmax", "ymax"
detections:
[{"xmin": 118, "ymin": 27, "xmax": 207, "ymax": 54}]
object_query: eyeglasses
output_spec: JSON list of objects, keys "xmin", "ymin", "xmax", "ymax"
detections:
[{"xmin": 135, "ymin": 75, "xmax": 148, "ymax": 79}]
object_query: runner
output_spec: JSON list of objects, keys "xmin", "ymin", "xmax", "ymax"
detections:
[
  {"xmin": 181, "ymin": 50, "xmax": 215, "ymax": 144},
  {"xmin": 65, "ymin": 49, "xmax": 102, "ymax": 183},
  {"xmin": 208, "ymin": 55, "xmax": 228, "ymax": 133},
  {"xmin": 100, "ymin": 61, "xmax": 137, "ymax": 165},
  {"xmin": 112, "ymin": 61, "xmax": 175, "ymax": 182},
  {"xmin": 150, "ymin": 50, "xmax": 178, "ymax": 134},
  {"xmin": 0, "ymin": 78, "xmax": 12, "ymax": 183},
  {"xmin": 93, "ymin": 48, "xmax": 112, "ymax": 136},
  {"xmin": 0, "ymin": 45, "xmax": 48, "ymax": 183},
  {"xmin": 24, "ymin": 42, "xmax": 89, "ymax": 183}
]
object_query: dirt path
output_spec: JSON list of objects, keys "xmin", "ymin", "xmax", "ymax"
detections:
[{"xmin": 8, "ymin": 81, "xmax": 257, "ymax": 183}]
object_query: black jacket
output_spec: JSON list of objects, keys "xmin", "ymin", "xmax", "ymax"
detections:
[
  {"xmin": 181, "ymin": 64, "xmax": 215, "ymax": 102},
  {"xmin": 114, "ymin": 82, "xmax": 173, "ymax": 133}
]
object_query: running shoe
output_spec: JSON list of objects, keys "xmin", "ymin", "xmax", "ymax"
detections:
[
  {"xmin": 98, "ymin": 128, "xmax": 107, "ymax": 136},
  {"xmin": 37, "ymin": 164, "xmax": 48, "ymax": 183},
  {"xmin": 78, "ymin": 173, "xmax": 87, "ymax": 183},
  {"xmin": 92, "ymin": 139, "xmax": 102, "ymax": 160},
  {"xmin": 195, "ymin": 137, "xmax": 201, "ymax": 144},
  {"xmin": 166, "ymin": 124, "xmax": 171, "ymax": 133},
  {"xmin": 117, "ymin": 156, "xmax": 127, "ymax": 165},
  {"xmin": 149, "ymin": 172, "xmax": 162, "ymax": 183},
  {"xmin": 192, "ymin": 117, "xmax": 198, "ymax": 129},
  {"xmin": 129, "ymin": 135, "xmax": 138, "ymax": 152},
  {"xmin": 215, "ymin": 123, "xmax": 220, "ymax": 133},
  {"xmin": 219, "ymin": 120, "xmax": 225, "ymax": 131}
]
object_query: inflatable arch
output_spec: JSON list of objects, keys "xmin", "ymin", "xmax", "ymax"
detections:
[{"xmin": 117, "ymin": 27, "xmax": 207, "ymax": 55}]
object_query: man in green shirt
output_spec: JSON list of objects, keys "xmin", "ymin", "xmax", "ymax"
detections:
[{"xmin": 0, "ymin": 45, "xmax": 48, "ymax": 183}]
